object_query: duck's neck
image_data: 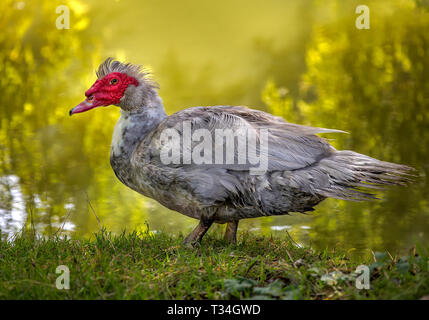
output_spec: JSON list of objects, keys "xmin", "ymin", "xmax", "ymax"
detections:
[{"xmin": 110, "ymin": 96, "xmax": 167, "ymax": 161}]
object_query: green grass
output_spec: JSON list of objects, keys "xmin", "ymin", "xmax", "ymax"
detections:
[{"xmin": 0, "ymin": 228, "xmax": 428, "ymax": 299}]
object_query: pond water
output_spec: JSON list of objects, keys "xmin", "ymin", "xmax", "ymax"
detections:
[{"xmin": 1, "ymin": 0, "xmax": 428, "ymax": 259}]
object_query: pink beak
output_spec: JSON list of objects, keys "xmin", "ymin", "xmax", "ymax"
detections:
[{"xmin": 69, "ymin": 99, "xmax": 98, "ymax": 116}]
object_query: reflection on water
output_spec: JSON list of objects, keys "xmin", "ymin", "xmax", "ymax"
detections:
[
  {"xmin": 1, "ymin": 0, "xmax": 429, "ymax": 258},
  {"xmin": 270, "ymin": 225, "xmax": 291, "ymax": 231},
  {"xmin": 0, "ymin": 175, "xmax": 26, "ymax": 237}
]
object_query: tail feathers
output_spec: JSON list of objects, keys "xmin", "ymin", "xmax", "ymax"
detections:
[{"xmin": 291, "ymin": 150, "xmax": 415, "ymax": 201}]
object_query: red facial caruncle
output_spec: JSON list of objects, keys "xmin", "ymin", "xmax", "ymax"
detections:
[{"xmin": 69, "ymin": 72, "xmax": 139, "ymax": 115}]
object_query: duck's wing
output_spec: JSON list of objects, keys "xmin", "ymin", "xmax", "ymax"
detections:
[{"xmin": 136, "ymin": 105, "xmax": 346, "ymax": 172}]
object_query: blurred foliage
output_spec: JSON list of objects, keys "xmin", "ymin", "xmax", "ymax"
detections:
[
  {"xmin": 0, "ymin": 0, "xmax": 428, "ymax": 258},
  {"xmin": 0, "ymin": 0, "xmax": 172, "ymax": 238},
  {"xmin": 263, "ymin": 0, "xmax": 429, "ymax": 254}
]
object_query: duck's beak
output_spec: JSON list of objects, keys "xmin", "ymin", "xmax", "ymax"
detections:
[{"xmin": 69, "ymin": 99, "xmax": 97, "ymax": 116}]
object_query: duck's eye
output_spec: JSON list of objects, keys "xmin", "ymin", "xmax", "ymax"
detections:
[{"xmin": 110, "ymin": 78, "xmax": 118, "ymax": 85}]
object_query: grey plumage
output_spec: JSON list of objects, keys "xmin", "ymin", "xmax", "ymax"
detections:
[
  {"xmin": 128, "ymin": 106, "xmax": 412, "ymax": 221},
  {"xmin": 96, "ymin": 58, "xmax": 414, "ymax": 244}
]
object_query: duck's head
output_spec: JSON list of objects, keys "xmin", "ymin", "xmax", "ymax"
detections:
[{"xmin": 69, "ymin": 58, "xmax": 159, "ymax": 115}]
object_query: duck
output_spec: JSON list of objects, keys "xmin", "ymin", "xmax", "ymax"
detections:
[{"xmin": 69, "ymin": 58, "xmax": 413, "ymax": 245}]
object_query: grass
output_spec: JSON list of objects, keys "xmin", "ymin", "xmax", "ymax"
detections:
[{"xmin": 0, "ymin": 228, "xmax": 428, "ymax": 300}]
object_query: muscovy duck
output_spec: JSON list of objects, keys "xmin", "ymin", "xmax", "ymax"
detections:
[{"xmin": 70, "ymin": 58, "xmax": 413, "ymax": 245}]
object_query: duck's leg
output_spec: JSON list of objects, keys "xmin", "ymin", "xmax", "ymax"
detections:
[
  {"xmin": 183, "ymin": 217, "xmax": 213, "ymax": 246},
  {"xmin": 224, "ymin": 220, "xmax": 239, "ymax": 244}
]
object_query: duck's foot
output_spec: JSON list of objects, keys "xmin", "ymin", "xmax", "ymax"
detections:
[
  {"xmin": 224, "ymin": 220, "xmax": 239, "ymax": 244},
  {"xmin": 183, "ymin": 218, "xmax": 213, "ymax": 247}
]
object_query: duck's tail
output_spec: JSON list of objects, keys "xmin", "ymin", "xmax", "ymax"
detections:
[{"xmin": 291, "ymin": 150, "xmax": 415, "ymax": 201}]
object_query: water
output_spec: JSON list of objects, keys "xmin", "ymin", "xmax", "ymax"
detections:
[{"xmin": 1, "ymin": 0, "xmax": 428, "ymax": 259}]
